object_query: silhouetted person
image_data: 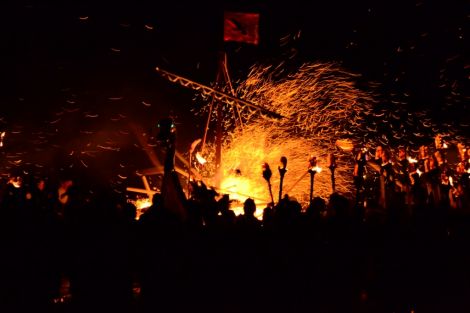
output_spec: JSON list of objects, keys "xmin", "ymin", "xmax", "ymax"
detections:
[
  {"xmin": 138, "ymin": 191, "xmax": 188, "ymax": 313},
  {"xmin": 237, "ymin": 198, "xmax": 261, "ymax": 231}
]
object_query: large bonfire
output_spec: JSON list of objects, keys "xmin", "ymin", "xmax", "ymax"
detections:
[{"xmin": 195, "ymin": 62, "xmax": 378, "ymax": 207}]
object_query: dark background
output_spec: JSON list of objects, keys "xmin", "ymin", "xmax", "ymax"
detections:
[{"xmin": 0, "ymin": 0, "xmax": 467, "ymax": 182}]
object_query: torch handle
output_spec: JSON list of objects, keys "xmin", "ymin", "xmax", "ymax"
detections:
[
  {"xmin": 187, "ymin": 151, "xmax": 192, "ymax": 198},
  {"xmin": 278, "ymin": 175, "xmax": 284, "ymax": 204},
  {"xmin": 268, "ymin": 181, "xmax": 275, "ymax": 206},
  {"xmin": 330, "ymin": 167, "xmax": 336, "ymax": 193},
  {"xmin": 309, "ymin": 171, "xmax": 315, "ymax": 206}
]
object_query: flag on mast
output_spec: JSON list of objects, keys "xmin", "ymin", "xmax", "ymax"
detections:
[{"xmin": 223, "ymin": 11, "xmax": 260, "ymax": 45}]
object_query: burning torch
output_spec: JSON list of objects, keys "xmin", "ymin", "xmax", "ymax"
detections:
[
  {"xmin": 262, "ymin": 162, "xmax": 275, "ymax": 206},
  {"xmin": 308, "ymin": 155, "xmax": 321, "ymax": 206}
]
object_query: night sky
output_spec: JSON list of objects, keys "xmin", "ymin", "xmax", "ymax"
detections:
[{"xmin": 0, "ymin": 0, "xmax": 468, "ymax": 185}]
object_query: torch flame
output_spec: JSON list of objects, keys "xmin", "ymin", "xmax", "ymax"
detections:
[{"xmin": 130, "ymin": 197, "xmax": 152, "ymax": 220}]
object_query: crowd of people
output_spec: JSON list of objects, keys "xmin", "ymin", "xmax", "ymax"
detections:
[
  {"xmin": 0, "ymin": 136, "xmax": 469, "ymax": 313},
  {"xmin": 354, "ymin": 136, "xmax": 469, "ymax": 220}
]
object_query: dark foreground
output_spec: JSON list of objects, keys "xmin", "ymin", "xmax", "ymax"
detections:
[{"xmin": 1, "ymin": 190, "xmax": 469, "ymax": 313}]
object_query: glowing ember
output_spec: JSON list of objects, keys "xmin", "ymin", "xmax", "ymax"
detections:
[
  {"xmin": 0, "ymin": 132, "xmax": 5, "ymax": 147},
  {"xmin": 9, "ymin": 176, "xmax": 23, "ymax": 188}
]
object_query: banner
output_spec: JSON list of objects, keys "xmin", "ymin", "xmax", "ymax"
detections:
[{"xmin": 224, "ymin": 11, "xmax": 259, "ymax": 45}]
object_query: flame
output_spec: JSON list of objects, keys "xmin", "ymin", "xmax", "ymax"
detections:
[
  {"xmin": 407, "ymin": 157, "xmax": 418, "ymax": 163},
  {"xmin": 200, "ymin": 125, "xmax": 342, "ymax": 207},
  {"xmin": 312, "ymin": 166, "xmax": 322, "ymax": 173},
  {"xmin": 195, "ymin": 152, "xmax": 207, "ymax": 165},
  {"xmin": 219, "ymin": 175, "xmax": 271, "ymax": 220},
  {"xmin": 131, "ymin": 197, "xmax": 152, "ymax": 220},
  {"xmin": 221, "ymin": 175, "xmax": 267, "ymax": 203},
  {"xmin": 230, "ymin": 205, "xmax": 265, "ymax": 220}
]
